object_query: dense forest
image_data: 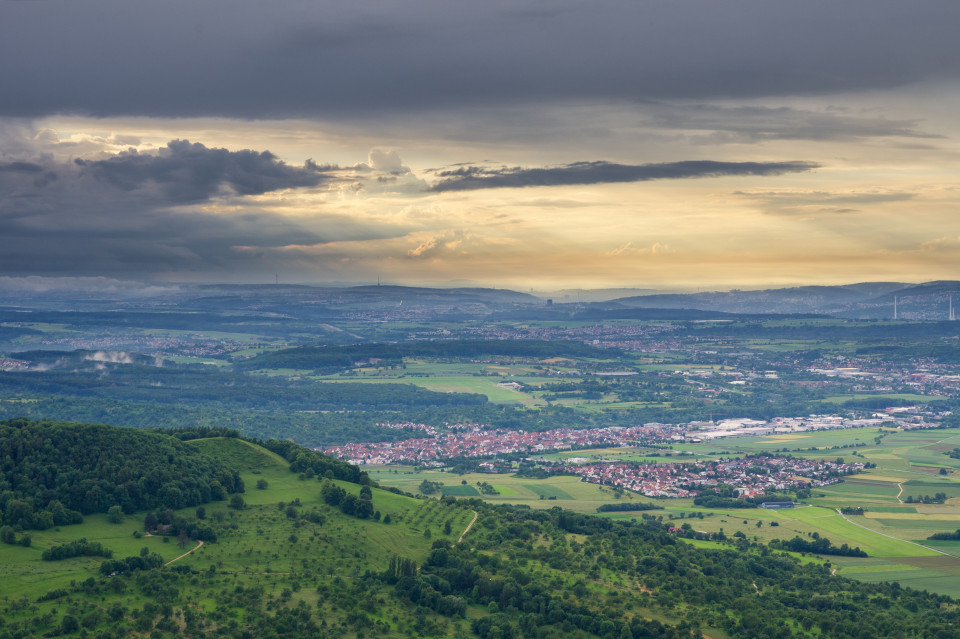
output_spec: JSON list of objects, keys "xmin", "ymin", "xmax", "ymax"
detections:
[
  {"xmin": 0, "ymin": 365, "xmax": 487, "ymax": 411},
  {"xmin": 235, "ymin": 340, "xmax": 610, "ymax": 373},
  {"xmin": 0, "ymin": 418, "xmax": 244, "ymax": 529}
]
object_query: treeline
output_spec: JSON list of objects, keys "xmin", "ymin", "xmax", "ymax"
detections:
[
  {"xmin": 260, "ymin": 439, "xmax": 370, "ymax": 484},
  {"xmin": 0, "ymin": 396, "xmax": 460, "ymax": 446},
  {"xmin": 691, "ymin": 482, "xmax": 778, "ymax": 508},
  {"xmin": 98, "ymin": 551, "xmax": 165, "ymax": 576},
  {"xmin": 0, "ymin": 418, "xmax": 244, "ymax": 530},
  {"xmin": 596, "ymin": 502, "xmax": 665, "ymax": 512},
  {"xmin": 0, "ymin": 308, "xmax": 294, "ymax": 335},
  {"xmin": 904, "ymin": 493, "xmax": 947, "ymax": 504},
  {"xmin": 41, "ymin": 538, "xmax": 112, "ymax": 561},
  {"xmin": 0, "ymin": 365, "xmax": 488, "ymax": 411},
  {"xmin": 770, "ymin": 534, "xmax": 868, "ymax": 557},
  {"xmin": 692, "ymin": 494, "xmax": 764, "ymax": 509},
  {"xmin": 235, "ymin": 340, "xmax": 608, "ymax": 373},
  {"xmin": 927, "ymin": 529, "xmax": 960, "ymax": 540}
]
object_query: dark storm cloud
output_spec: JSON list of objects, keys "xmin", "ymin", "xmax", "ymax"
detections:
[
  {"xmin": 0, "ymin": 0, "xmax": 957, "ymax": 119},
  {"xmin": 0, "ymin": 140, "xmax": 406, "ymax": 276},
  {"xmin": 429, "ymin": 160, "xmax": 819, "ymax": 192},
  {"xmin": 74, "ymin": 140, "xmax": 328, "ymax": 203},
  {"xmin": 0, "ymin": 161, "xmax": 45, "ymax": 173}
]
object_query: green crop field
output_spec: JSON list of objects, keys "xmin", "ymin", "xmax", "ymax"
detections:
[
  {"xmin": 440, "ymin": 485, "xmax": 480, "ymax": 496},
  {"xmin": 523, "ymin": 484, "xmax": 573, "ymax": 500},
  {"xmin": 368, "ymin": 467, "xmax": 630, "ymax": 513}
]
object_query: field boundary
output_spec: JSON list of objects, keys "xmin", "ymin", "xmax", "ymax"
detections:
[{"xmin": 834, "ymin": 509, "xmax": 956, "ymax": 558}]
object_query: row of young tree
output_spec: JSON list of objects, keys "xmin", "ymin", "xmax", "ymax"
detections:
[
  {"xmin": 41, "ymin": 538, "xmax": 112, "ymax": 561},
  {"xmin": 769, "ymin": 534, "xmax": 868, "ymax": 557}
]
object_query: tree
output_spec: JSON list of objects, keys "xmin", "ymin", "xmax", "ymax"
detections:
[
  {"xmin": 177, "ymin": 529, "xmax": 190, "ymax": 549},
  {"xmin": 107, "ymin": 505, "xmax": 124, "ymax": 524},
  {"xmin": 229, "ymin": 495, "xmax": 245, "ymax": 510},
  {"xmin": 61, "ymin": 615, "xmax": 80, "ymax": 634},
  {"xmin": 144, "ymin": 512, "xmax": 158, "ymax": 532},
  {"xmin": 256, "ymin": 478, "xmax": 269, "ymax": 490}
]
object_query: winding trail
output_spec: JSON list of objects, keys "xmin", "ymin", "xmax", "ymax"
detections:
[
  {"xmin": 164, "ymin": 540, "xmax": 204, "ymax": 566},
  {"xmin": 897, "ymin": 483, "xmax": 904, "ymax": 503},
  {"xmin": 457, "ymin": 511, "xmax": 478, "ymax": 544},
  {"xmin": 833, "ymin": 509, "xmax": 956, "ymax": 558}
]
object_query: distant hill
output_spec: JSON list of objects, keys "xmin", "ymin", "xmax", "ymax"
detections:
[
  {"xmin": 535, "ymin": 287, "xmax": 683, "ymax": 303},
  {"xmin": 609, "ymin": 281, "xmax": 960, "ymax": 319},
  {"xmin": 7, "ymin": 279, "xmax": 960, "ymax": 321}
]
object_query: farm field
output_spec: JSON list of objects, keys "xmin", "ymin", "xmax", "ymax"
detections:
[
  {"xmin": 366, "ymin": 424, "xmax": 960, "ymax": 598},
  {"xmin": 366, "ymin": 467, "xmax": 629, "ymax": 513}
]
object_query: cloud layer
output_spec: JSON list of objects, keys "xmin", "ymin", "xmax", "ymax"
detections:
[
  {"xmin": 73, "ymin": 140, "xmax": 329, "ymax": 202},
  {"xmin": 1, "ymin": 1, "xmax": 958, "ymax": 119},
  {"xmin": 0, "ymin": 139, "xmax": 375, "ymax": 277},
  {"xmin": 430, "ymin": 160, "xmax": 819, "ymax": 191}
]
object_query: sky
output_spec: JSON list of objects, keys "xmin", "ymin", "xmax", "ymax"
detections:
[{"xmin": 1, "ymin": 0, "xmax": 959, "ymax": 292}]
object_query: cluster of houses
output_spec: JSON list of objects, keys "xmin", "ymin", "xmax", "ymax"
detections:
[
  {"xmin": 324, "ymin": 412, "xmax": 912, "ymax": 467},
  {"xmin": 806, "ymin": 357, "xmax": 960, "ymax": 397},
  {"xmin": 0, "ymin": 358, "xmax": 28, "ymax": 370},
  {"xmin": 560, "ymin": 455, "xmax": 863, "ymax": 498},
  {"xmin": 324, "ymin": 423, "xmax": 683, "ymax": 465}
]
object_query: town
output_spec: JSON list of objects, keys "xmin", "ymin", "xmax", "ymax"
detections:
[
  {"xmin": 323, "ymin": 415, "xmax": 896, "ymax": 497},
  {"xmin": 560, "ymin": 455, "xmax": 863, "ymax": 498}
]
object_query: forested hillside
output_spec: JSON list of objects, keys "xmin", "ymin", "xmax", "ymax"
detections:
[
  {"xmin": 0, "ymin": 418, "xmax": 244, "ymax": 529},
  {"xmin": 0, "ymin": 420, "xmax": 958, "ymax": 638}
]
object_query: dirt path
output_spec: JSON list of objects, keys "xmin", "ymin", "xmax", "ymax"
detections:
[
  {"xmin": 897, "ymin": 483, "xmax": 904, "ymax": 503},
  {"xmin": 457, "ymin": 511, "xmax": 478, "ymax": 544},
  {"xmin": 164, "ymin": 540, "xmax": 204, "ymax": 566}
]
